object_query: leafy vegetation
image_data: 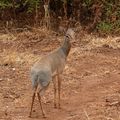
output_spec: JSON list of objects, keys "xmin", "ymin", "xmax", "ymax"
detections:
[
  {"xmin": 0, "ymin": 0, "xmax": 120, "ymax": 35},
  {"xmin": 0, "ymin": 0, "xmax": 12, "ymax": 9}
]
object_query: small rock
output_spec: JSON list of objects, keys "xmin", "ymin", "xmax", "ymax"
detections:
[
  {"xmin": 12, "ymin": 68, "xmax": 15, "ymax": 71},
  {"xmin": 105, "ymin": 71, "xmax": 110, "ymax": 74},
  {"xmin": 4, "ymin": 63, "xmax": 8, "ymax": 66}
]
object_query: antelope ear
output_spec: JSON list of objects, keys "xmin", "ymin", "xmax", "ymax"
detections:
[{"xmin": 58, "ymin": 26, "xmax": 66, "ymax": 35}]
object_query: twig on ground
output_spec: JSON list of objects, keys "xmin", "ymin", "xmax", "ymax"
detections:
[
  {"xmin": 83, "ymin": 109, "xmax": 90, "ymax": 120},
  {"xmin": 104, "ymin": 116, "xmax": 114, "ymax": 120},
  {"xmin": 107, "ymin": 101, "xmax": 120, "ymax": 106},
  {"xmin": 67, "ymin": 114, "xmax": 79, "ymax": 120}
]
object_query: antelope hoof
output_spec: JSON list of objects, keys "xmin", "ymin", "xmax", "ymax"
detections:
[
  {"xmin": 28, "ymin": 114, "xmax": 31, "ymax": 118},
  {"xmin": 58, "ymin": 104, "xmax": 61, "ymax": 109},
  {"xmin": 42, "ymin": 112, "xmax": 46, "ymax": 118},
  {"xmin": 54, "ymin": 104, "xmax": 57, "ymax": 109},
  {"xmin": 42, "ymin": 114, "xmax": 47, "ymax": 118}
]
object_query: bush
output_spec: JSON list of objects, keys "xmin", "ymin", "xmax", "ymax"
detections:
[
  {"xmin": 0, "ymin": 0, "xmax": 120, "ymax": 35},
  {"xmin": 97, "ymin": 21, "xmax": 113, "ymax": 33}
]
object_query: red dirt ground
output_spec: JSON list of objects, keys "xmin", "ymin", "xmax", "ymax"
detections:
[{"xmin": 0, "ymin": 29, "xmax": 120, "ymax": 120}]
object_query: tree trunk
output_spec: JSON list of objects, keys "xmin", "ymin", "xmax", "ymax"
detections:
[
  {"xmin": 11, "ymin": 0, "xmax": 16, "ymax": 23},
  {"xmin": 11, "ymin": 0, "xmax": 16, "ymax": 25},
  {"xmin": 44, "ymin": 0, "xmax": 50, "ymax": 29},
  {"xmin": 63, "ymin": 1, "xmax": 67, "ymax": 19},
  {"xmin": 35, "ymin": 2, "xmax": 38, "ymax": 26}
]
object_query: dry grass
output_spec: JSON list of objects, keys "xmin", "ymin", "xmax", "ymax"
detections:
[
  {"xmin": 0, "ymin": 28, "xmax": 120, "ymax": 67},
  {"xmin": 0, "ymin": 50, "xmax": 41, "ymax": 66},
  {"xmin": 0, "ymin": 27, "xmax": 57, "ymax": 66},
  {"xmin": 0, "ymin": 33, "xmax": 16, "ymax": 42},
  {"xmin": 82, "ymin": 35, "xmax": 120, "ymax": 49}
]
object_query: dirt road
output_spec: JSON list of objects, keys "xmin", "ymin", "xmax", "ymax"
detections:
[{"xmin": 0, "ymin": 29, "xmax": 120, "ymax": 120}]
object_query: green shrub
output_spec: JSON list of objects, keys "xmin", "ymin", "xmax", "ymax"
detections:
[
  {"xmin": 0, "ymin": 0, "xmax": 12, "ymax": 9},
  {"xmin": 97, "ymin": 21, "xmax": 113, "ymax": 33}
]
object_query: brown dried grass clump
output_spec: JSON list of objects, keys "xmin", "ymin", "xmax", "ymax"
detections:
[
  {"xmin": 0, "ymin": 50, "xmax": 40, "ymax": 66},
  {"xmin": 0, "ymin": 28, "xmax": 119, "ymax": 68},
  {"xmin": 81, "ymin": 35, "xmax": 120, "ymax": 50},
  {"xmin": 0, "ymin": 33, "xmax": 16, "ymax": 42}
]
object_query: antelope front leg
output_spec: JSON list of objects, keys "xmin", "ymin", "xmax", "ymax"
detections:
[
  {"xmin": 52, "ymin": 76, "xmax": 57, "ymax": 108},
  {"xmin": 57, "ymin": 73, "xmax": 61, "ymax": 109}
]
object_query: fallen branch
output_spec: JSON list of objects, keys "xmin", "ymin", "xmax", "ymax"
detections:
[
  {"xmin": 83, "ymin": 109, "xmax": 90, "ymax": 120},
  {"xmin": 67, "ymin": 114, "xmax": 79, "ymax": 120},
  {"xmin": 107, "ymin": 101, "xmax": 120, "ymax": 106}
]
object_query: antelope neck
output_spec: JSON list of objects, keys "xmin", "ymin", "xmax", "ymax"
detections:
[{"xmin": 61, "ymin": 36, "xmax": 71, "ymax": 57}]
